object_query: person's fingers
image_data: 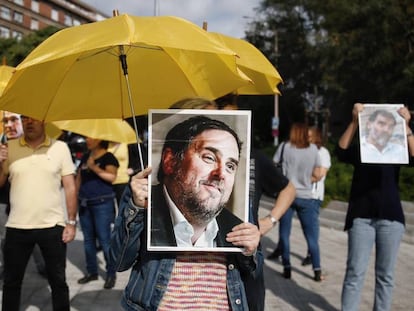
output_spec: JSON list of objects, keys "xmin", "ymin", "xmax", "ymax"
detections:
[
  {"xmin": 130, "ymin": 167, "xmax": 152, "ymax": 207},
  {"xmin": 226, "ymin": 223, "xmax": 260, "ymax": 254}
]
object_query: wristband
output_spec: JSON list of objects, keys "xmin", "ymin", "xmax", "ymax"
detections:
[
  {"xmin": 66, "ymin": 220, "xmax": 77, "ymax": 226},
  {"xmin": 267, "ymin": 214, "xmax": 277, "ymax": 226}
]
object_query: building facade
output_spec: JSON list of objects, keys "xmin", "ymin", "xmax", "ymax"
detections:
[{"xmin": 0, "ymin": 0, "xmax": 107, "ymax": 40}]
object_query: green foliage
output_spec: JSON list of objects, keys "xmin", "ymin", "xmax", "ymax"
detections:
[
  {"xmin": 245, "ymin": 0, "xmax": 414, "ymax": 139},
  {"xmin": 0, "ymin": 26, "xmax": 60, "ymax": 66},
  {"xmin": 323, "ymin": 145, "xmax": 352, "ymax": 203},
  {"xmin": 399, "ymin": 165, "xmax": 414, "ymax": 201},
  {"xmin": 260, "ymin": 140, "xmax": 414, "ymax": 204},
  {"xmin": 246, "ymin": 0, "xmax": 414, "ymax": 203}
]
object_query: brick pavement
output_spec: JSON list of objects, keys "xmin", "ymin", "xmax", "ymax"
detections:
[{"xmin": 0, "ymin": 197, "xmax": 413, "ymax": 310}]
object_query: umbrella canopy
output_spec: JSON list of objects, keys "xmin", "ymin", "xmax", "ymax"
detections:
[
  {"xmin": 0, "ymin": 65, "xmax": 14, "ymax": 96},
  {"xmin": 53, "ymin": 119, "xmax": 138, "ymax": 144},
  {"xmin": 209, "ymin": 32, "xmax": 282, "ymax": 95},
  {"xmin": 0, "ymin": 14, "xmax": 251, "ymax": 122},
  {"xmin": 1, "ymin": 65, "xmax": 62, "ymax": 138}
]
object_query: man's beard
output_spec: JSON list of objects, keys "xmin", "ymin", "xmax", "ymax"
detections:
[
  {"xmin": 179, "ymin": 186, "xmax": 226, "ymax": 226},
  {"xmin": 374, "ymin": 133, "xmax": 391, "ymax": 148}
]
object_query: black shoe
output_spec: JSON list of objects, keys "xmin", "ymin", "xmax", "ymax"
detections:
[
  {"xmin": 77, "ymin": 274, "xmax": 98, "ymax": 284},
  {"xmin": 267, "ymin": 248, "xmax": 282, "ymax": 259},
  {"xmin": 314, "ymin": 270, "xmax": 324, "ymax": 282},
  {"xmin": 301, "ymin": 255, "xmax": 312, "ymax": 266},
  {"xmin": 283, "ymin": 267, "xmax": 291, "ymax": 279},
  {"xmin": 104, "ymin": 276, "xmax": 116, "ymax": 289}
]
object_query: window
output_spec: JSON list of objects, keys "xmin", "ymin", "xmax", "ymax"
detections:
[
  {"xmin": 14, "ymin": 0, "xmax": 24, "ymax": 5},
  {"xmin": 30, "ymin": 18, "xmax": 39, "ymax": 30},
  {"xmin": 1, "ymin": 6, "xmax": 11, "ymax": 20},
  {"xmin": 31, "ymin": 0, "xmax": 39, "ymax": 13},
  {"xmin": 51, "ymin": 9, "xmax": 59, "ymax": 21},
  {"xmin": 73, "ymin": 19, "xmax": 80, "ymax": 26},
  {"xmin": 12, "ymin": 30, "xmax": 23, "ymax": 41},
  {"xmin": 0, "ymin": 26, "xmax": 10, "ymax": 39},
  {"xmin": 64, "ymin": 14, "xmax": 72, "ymax": 26},
  {"xmin": 13, "ymin": 11, "xmax": 23, "ymax": 23}
]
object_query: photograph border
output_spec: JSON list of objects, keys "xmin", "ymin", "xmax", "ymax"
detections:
[
  {"xmin": 147, "ymin": 109, "xmax": 251, "ymax": 252},
  {"xmin": 358, "ymin": 103, "xmax": 408, "ymax": 164}
]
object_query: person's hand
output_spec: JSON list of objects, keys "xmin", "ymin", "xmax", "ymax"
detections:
[
  {"xmin": 226, "ymin": 222, "xmax": 260, "ymax": 256},
  {"xmin": 398, "ymin": 106, "xmax": 411, "ymax": 125},
  {"xmin": 130, "ymin": 167, "xmax": 152, "ymax": 208},
  {"xmin": 86, "ymin": 156, "xmax": 96, "ymax": 170},
  {"xmin": 258, "ymin": 216, "xmax": 274, "ymax": 236},
  {"xmin": 352, "ymin": 103, "xmax": 364, "ymax": 122},
  {"xmin": 0, "ymin": 144, "xmax": 8, "ymax": 163},
  {"xmin": 62, "ymin": 224, "xmax": 76, "ymax": 243}
]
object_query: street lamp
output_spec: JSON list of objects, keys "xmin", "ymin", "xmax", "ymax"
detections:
[{"xmin": 154, "ymin": 0, "xmax": 160, "ymax": 16}]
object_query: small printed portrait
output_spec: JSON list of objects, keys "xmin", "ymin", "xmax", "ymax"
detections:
[
  {"xmin": 147, "ymin": 109, "xmax": 251, "ymax": 252},
  {"xmin": 1, "ymin": 111, "xmax": 23, "ymax": 140},
  {"xmin": 358, "ymin": 104, "xmax": 408, "ymax": 164}
]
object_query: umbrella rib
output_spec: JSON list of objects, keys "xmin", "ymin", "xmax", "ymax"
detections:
[{"xmin": 75, "ymin": 45, "xmax": 163, "ymax": 62}]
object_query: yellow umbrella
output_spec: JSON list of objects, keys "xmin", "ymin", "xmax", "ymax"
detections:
[
  {"xmin": 209, "ymin": 32, "xmax": 282, "ymax": 95},
  {"xmin": 53, "ymin": 119, "xmax": 138, "ymax": 144},
  {"xmin": 45, "ymin": 122, "xmax": 63, "ymax": 139},
  {"xmin": 0, "ymin": 65, "xmax": 62, "ymax": 139},
  {"xmin": 0, "ymin": 65, "xmax": 14, "ymax": 138},
  {"xmin": 0, "ymin": 14, "xmax": 250, "ymax": 122},
  {"xmin": 0, "ymin": 65, "xmax": 14, "ymax": 96}
]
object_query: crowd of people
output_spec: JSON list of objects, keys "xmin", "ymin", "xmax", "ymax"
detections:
[{"xmin": 0, "ymin": 98, "xmax": 412, "ymax": 311}]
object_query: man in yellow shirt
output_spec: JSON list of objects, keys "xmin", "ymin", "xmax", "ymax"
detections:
[{"xmin": 0, "ymin": 115, "xmax": 77, "ymax": 311}]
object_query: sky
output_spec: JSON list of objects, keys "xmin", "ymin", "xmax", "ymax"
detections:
[{"xmin": 81, "ymin": 0, "xmax": 261, "ymax": 39}]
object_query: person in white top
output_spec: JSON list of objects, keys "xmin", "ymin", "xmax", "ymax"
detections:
[{"xmin": 301, "ymin": 127, "xmax": 331, "ymax": 266}]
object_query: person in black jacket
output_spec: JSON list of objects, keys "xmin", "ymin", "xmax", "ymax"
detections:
[
  {"xmin": 337, "ymin": 103, "xmax": 414, "ymax": 311},
  {"xmin": 219, "ymin": 97, "xmax": 296, "ymax": 311}
]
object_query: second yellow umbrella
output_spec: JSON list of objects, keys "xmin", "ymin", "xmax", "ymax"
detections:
[
  {"xmin": 53, "ymin": 119, "xmax": 138, "ymax": 144},
  {"xmin": 0, "ymin": 65, "xmax": 14, "ymax": 96},
  {"xmin": 209, "ymin": 32, "xmax": 282, "ymax": 95}
]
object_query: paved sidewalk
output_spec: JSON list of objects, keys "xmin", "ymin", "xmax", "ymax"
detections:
[
  {"xmin": 1, "ymin": 197, "xmax": 413, "ymax": 310},
  {"xmin": 260, "ymin": 198, "xmax": 414, "ymax": 311}
]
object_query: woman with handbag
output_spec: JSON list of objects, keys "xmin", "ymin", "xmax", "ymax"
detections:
[{"xmin": 268, "ymin": 123, "xmax": 324, "ymax": 281}]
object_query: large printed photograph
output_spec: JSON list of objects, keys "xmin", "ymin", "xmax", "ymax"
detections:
[
  {"xmin": 147, "ymin": 109, "xmax": 251, "ymax": 252},
  {"xmin": 358, "ymin": 104, "xmax": 408, "ymax": 164}
]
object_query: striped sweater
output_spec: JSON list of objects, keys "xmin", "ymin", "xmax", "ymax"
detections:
[{"xmin": 158, "ymin": 252, "xmax": 231, "ymax": 310}]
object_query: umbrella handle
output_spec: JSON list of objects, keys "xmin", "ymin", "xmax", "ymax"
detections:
[
  {"xmin": 119, "ymin": 54, "xmax": 128, "ymax": 76},
  {"xmin": 118, "ymin": 50, "xmax": 145, "ymax": 170}
]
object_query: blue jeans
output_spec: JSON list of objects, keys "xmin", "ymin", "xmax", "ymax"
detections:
[
  {"xmin": 79, "ymin": 199, "xmax": 116, "ymax": 277},
  {"xmin": 2, "ymin": 226, "xmax": 69, "ymax": 311},
  {"xmin": 341, "ymin": 218, "xmax": 404, "ymax": 311},
  {"xmin": 279, "ymin": 198, "xmax": 321, "ymax": 270}
]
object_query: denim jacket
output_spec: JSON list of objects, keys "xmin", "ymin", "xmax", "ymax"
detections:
[{"xmin": 110, "ymin": 185, "xmax": 257, "ymax": 311}]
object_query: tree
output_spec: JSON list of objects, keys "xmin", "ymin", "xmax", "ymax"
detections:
[
  {"xmin": 244, "ymin": 0, "xmax": 414, "ymax": 137},
  {"xmin": 244, "ymin": 0, "xmax": 326, "ymax": 140},
  {"xmin": 316, "ymin": 0, "xmax": 414, "ymax": 128},
  {"xmin": 244, "ymin": 0, "xmax": 414, "ymax": 202},
  {"xmin": 0, "ymin": 26, "xmax": 60, "ymax": 66}
]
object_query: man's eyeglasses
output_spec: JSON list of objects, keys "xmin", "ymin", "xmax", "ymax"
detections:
[{"xmin": 2, "ymin": 116, "xmax": 20, "ymax": 124}]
